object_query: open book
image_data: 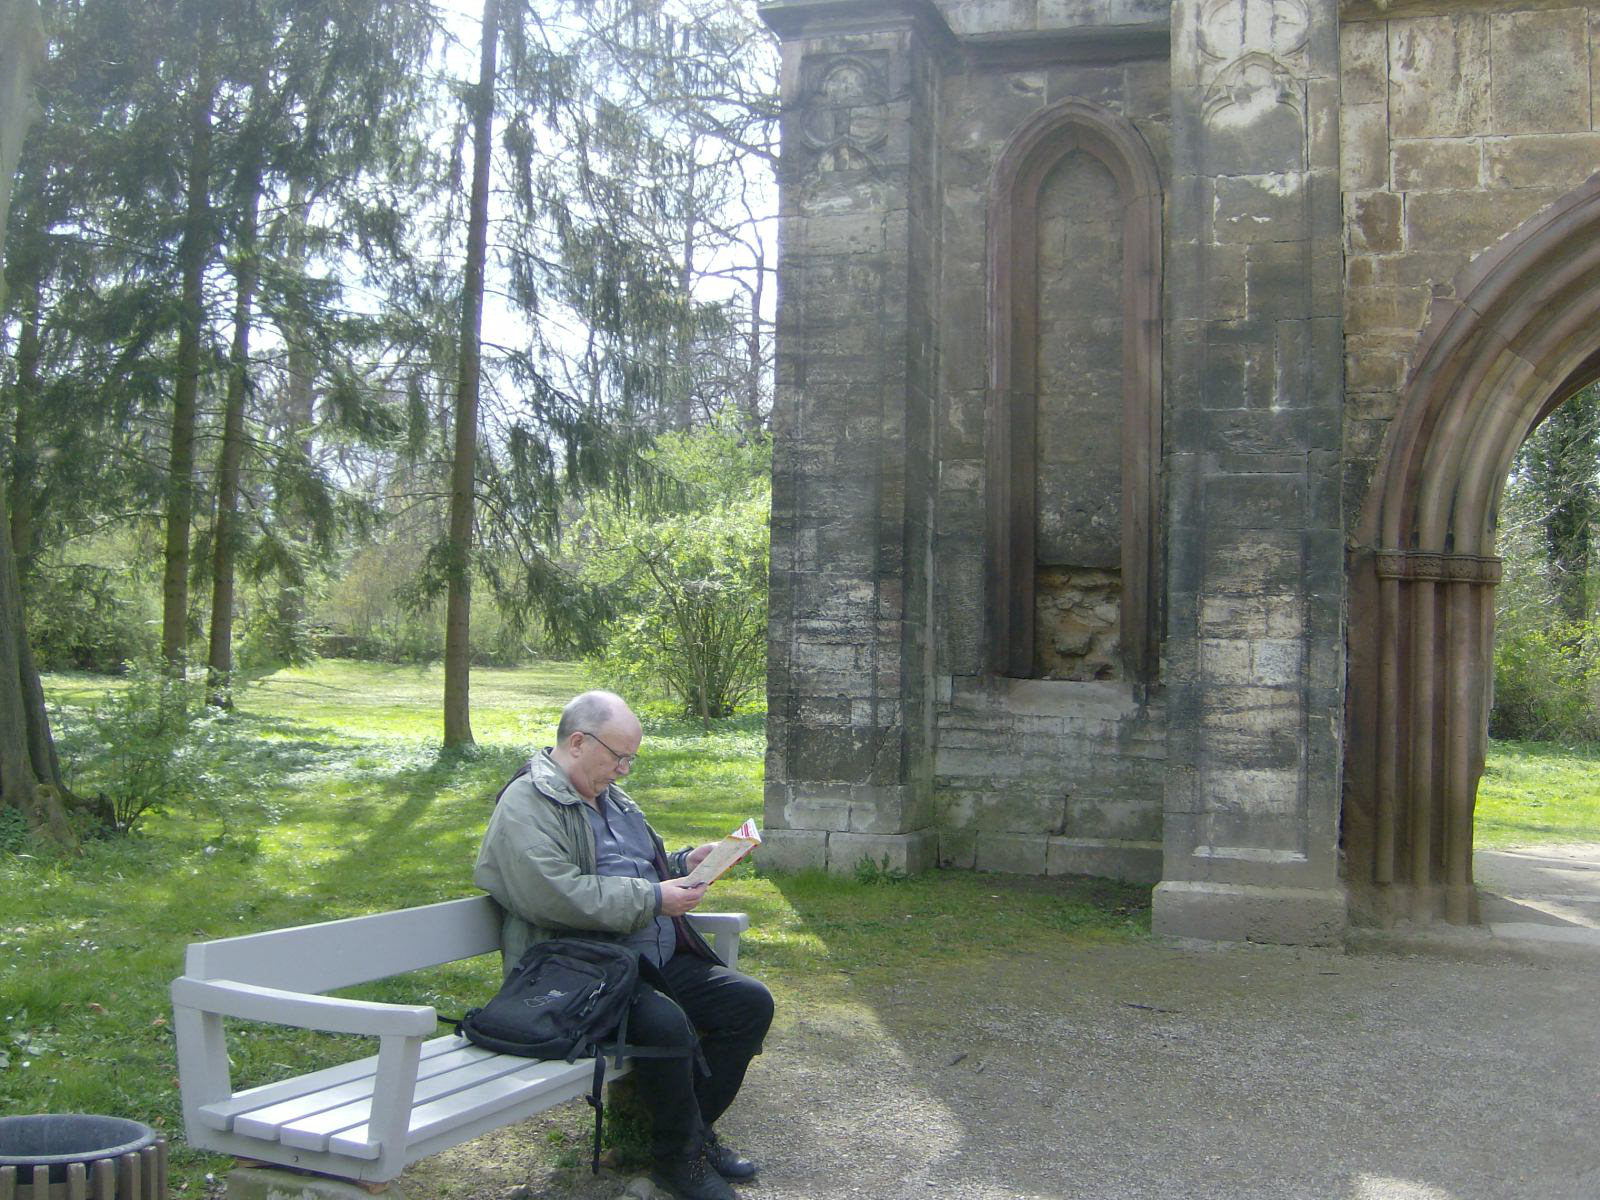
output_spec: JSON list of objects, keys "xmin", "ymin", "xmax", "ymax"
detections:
[{"xmin": 681, "ymin": 818, "xmax": 761, "ymax": 886}]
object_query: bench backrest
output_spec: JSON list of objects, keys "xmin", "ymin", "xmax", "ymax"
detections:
[{"xmin": 183, "ymin": 895, "xmax": 503, "ymax": 994}]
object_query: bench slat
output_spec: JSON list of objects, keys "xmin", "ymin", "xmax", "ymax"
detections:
[
  {"xmin": 272, "ymin": 1048, "xmax": 551, "ymax": 1152},
  {"xmin": 185, "ymin": 897, "xmax": 502, "ymax": 994},
  {"xmin": 197, "ymin": 1035, "xmax": 469, "ymax": 1131},
  {"xmin": 327, "ymin": 1056, "xmax": 629, "ymax": 1160},
  {"xmin": 230, "ymin": 1040, "xmax": 498, "ymax": 1140}
]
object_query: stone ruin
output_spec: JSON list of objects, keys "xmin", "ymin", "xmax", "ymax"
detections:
[{"xmin": 757, "ymin": 0, "xmax": 1600, "ymax": 941}]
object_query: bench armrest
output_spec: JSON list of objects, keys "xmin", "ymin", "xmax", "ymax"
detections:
[
  {"xmin": 172, "ymin": 976, "xmax": 438, "ymax": 1037},
  {"xmin": 686, "ymin": 911, "xmax": 749, "ymax": 969}
]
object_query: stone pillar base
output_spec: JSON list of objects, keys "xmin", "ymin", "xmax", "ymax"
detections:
[
  {"xmin": 761, "ymin": 828, "xmax": 938, "ymax": 876},
  {"xmin": 228, "ymin": 1166, "xmax": 402, "ymax": 1200},
  {"xmin": 1153, "ymin": 880, "xmax": 1347, "ymax": 945}
]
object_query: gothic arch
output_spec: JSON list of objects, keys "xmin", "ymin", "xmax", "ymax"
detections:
[
  {"xmin": 985, "ymin": 97, "xmax": 1163, "ymax": 682},
  {"xmin": 1347, "ymin": 171, "xmax": 1600, "ymax": 924}
]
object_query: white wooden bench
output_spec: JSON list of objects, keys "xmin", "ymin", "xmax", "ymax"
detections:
[{"xmin": 170, "ymin": 896, "xmax": 749, "ymax": 1185}]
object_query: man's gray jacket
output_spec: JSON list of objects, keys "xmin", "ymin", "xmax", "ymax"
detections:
[{"xmin": 473, "ymin": 750, "xmax": 697, "ymax": 973}]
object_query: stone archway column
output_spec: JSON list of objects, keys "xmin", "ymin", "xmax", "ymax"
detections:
[
  {"xmin": 1153, "ymin": 0, "xmax": 1348, "ymax": 942},
  {"xmin": 757, "ymin": 0, "xmax": 951, "ymax": 874}
]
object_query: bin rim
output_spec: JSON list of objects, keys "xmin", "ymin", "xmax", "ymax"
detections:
[{"xmin": 0, "ymin": 1113, "xmax": 160, "ymax": 1167}]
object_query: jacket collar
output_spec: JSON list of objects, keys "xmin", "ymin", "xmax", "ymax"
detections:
[{"xmin": 527, "ymin": 748, "xmax": 639, "ymax": 813}]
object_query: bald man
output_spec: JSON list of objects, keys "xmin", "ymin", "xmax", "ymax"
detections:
[{"xmin": 474, "ymin": 691, "xmax": 772, "ymax": 1200}]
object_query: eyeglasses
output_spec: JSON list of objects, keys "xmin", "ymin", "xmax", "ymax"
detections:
[{"xmin": 581, "ymin": 730, "xmax": 638, "ymax": 769}]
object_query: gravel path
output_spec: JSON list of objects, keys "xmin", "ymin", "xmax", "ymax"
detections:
[{"xmin": 403, "ymin": 933, "xmax": 1600, "ymax": 1200}]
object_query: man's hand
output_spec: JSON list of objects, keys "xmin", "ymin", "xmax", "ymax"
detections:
[
  {"xmin": 685, "ymin": 842, "xmax": 718, "ymax": 871},
  {"xmin": 660, "ymin": 879, "xmax": 709, "ymax": 916}
]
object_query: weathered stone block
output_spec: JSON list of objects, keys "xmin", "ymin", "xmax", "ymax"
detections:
[
  {"xmin": 1200, "ymin": 637, "xmax": 1252, "ymax": 680},
  {"xmin": 1205, "ymin": 473, "xmax": 1305, "ymax": 530},
  {"xmin": 1064, "ymin": 796, "xmax": 1163, "ymax": 840},
  {"xmin": 942, "ymin": 0, "xmax": 1041, "ymax": 38},
  {"xmin": 1212, "ymin": 173, "xmax": 1307, "ymax": 244},
  {"xmin": 1340, "ymin": 103, "xmax": 1388, "ymax": 192},
  {"xmin": 829, "ymin": 829, "xmax": 937, "ymax": 875},
  {"xmin": 1202, "ymin": 765, "xmax": 1303, "ymax": 817},
  {"xmin": 759, "ymin": 828, "xmax": 829, "ymax": 873},
  {"xmin": 849, "ymin": 786, "xmax": 915, "ymax": 834},
  {"xmin": 784, "ymin": 787, "xmax": 853, "ymax": 831},
  {"xmin": 1345, "ymin": 285, "xmax": 1430, "ymax": 335},
  {"xmin": 1152, "ymin": 880, "xmax": 1346, "ymax": 943},
  {"xmin": 1340, "ymin": 20, "xmax": 1388, "ymax": 107},
  {"xmin": 1389, "ymin": 14, "xmax": 1490, "ymax": 140},
  {"xmin": 1203, "ymin": 529, "xmax": 1302, "ymax": 592},
  {"xmin": 1489, "ymin": 8, "xmax": 1589, "ymax": 135},
  {"xmin": 937, "ymin": 824, "xmax": 978, "ymax": 869},
  {"xmin": 1251, "ymin": 638, "xmax": 1305, "ymax": 687},
  {"xmin": 1405, "ymin": 187, "xmax": 1561, "ymax": 258},
  {"xmin": 975, "ymin": 832, "xmax": 1049, "ymax": 875},
  {"xmin": 1485, "ymin": 133, "xmax": 1600, "ymax": 191},
  {"xmin": 1048, "ymin": 837, "xmax": 1162, "ymax": 883},
  {"xmin": 1391, "ymin": 139, "xmax": 1479, "ymax": 192}
]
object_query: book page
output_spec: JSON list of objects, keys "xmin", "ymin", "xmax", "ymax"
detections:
[{"xmin": 682, "ymin": 818, "xmax": 761, "ymax": 886}]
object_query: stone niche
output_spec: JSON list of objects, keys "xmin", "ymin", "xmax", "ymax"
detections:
[
  {"xmin": 1033, "ymin": 146, "xmax": 1127, "ymax": 681},
  {"xmin": 986, "ymin": 96, "xmax": 1160, "ymax": 687}
]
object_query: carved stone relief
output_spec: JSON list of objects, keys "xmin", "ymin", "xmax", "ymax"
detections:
[
  {"xmin": 799, "ymin": 54, "xmax": 889, "ymax": 174},
  {"xmin": 1196, "ymin": 0, "xmax": 1310, "ymax": 127}
]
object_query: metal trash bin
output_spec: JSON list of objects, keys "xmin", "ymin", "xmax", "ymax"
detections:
[{"xmin": 0, "ymin": 1114, "xmax": 167, "ymax": 1199}]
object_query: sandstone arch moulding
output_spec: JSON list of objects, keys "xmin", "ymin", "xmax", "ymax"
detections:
[
  {"xmin": 1347, "ymin": 171, "xmax": 1600, "ymax": 925},
  {"xmin": 985, "ymin": 98, "xmax": 1163, "ymax": 683}
]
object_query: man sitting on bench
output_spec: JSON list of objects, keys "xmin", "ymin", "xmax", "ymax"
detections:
[{"xmin": 474, "ymin": 690, "xmax": 773, "ymax": 1200}]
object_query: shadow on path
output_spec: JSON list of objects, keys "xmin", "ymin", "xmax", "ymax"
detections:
[{"xmin": 1475, "ymin": 842, "xmax": 1600, "ymax": 952}]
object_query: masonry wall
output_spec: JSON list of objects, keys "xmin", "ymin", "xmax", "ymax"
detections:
[
  {"xmin": 930, "ymin": 45, "xmax": 1172, "ymax": 883},
  {"xmin": 1340, "ymin": 0, "xmax": 1600, "ymax": 516}
]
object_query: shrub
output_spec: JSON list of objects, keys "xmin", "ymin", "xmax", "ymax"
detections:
[
  {"xmin": 1490, "ymin": 621, "xmax": 1600, "ymax": 741},
  {"xmin": 83, "ymin": 665, "xmax": 223, "ymax": 833},
  {"xmin": 25, "ymin": 561, "xmax": 158, "ymax": 672},
  {"xmin": 580, "ymin": 421, "xmax": 770, "ymax": 723}
]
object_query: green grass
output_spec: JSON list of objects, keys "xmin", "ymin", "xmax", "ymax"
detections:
[
  {"xmin": 5, "ymin": 660, "xmax": 1147, "ymax": 1191},
  {"xmin": 1477, "ymin": 739, "xmax": 1600, "ymax": 847}
]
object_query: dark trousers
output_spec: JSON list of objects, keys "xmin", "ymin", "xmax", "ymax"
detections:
[{"xmin": 626, "ymin": 954, "xmax": 774, "ymax": 1161}]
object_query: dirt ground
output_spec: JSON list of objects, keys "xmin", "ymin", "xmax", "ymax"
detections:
[{"xmin": 401, "ymin": 923, "xmax": 1600, "ymax": 1200}]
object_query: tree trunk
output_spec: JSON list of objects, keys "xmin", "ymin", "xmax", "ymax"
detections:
[
  {"xmin": 0, "ymin": 0, "xmax": 77, "ymax": 846},
  {"xmin": 271, "ymin": 179, "xmax": 318, "ymax": 652},
  {"xmin": 442, "ymin": 0, "xmax": 499, "ymax": 748},
  {"xmin": 674, "ymin": 195, "xmax": 696, "ymax": 432},
  {"xmin": 206, "ymin": 136, "xmax": 264, "ymax": 706},
  {"xmin": 161, "ymin": 30, "xmax": 217, "ymax": 668},
  {"xmin": 9, "ymin": 275, "xmax": 41, "ymax": 577}
]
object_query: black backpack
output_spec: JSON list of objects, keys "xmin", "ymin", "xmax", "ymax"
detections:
[{"xmin": 453, "ymin": 937, "xmax": 696, "ymax": 1172}]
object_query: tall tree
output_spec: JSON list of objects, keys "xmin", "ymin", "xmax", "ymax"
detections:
[
  {"xmin": 1, "ymin": 0, "xmax": 82, "ymax": 846},
  {"xmin": 441, "ymin": 0, "xmax": 499, "ymax": 747},
  {"xmin": 205, "ymin": 66, "xmax": 265, "ymax": 705},
  {"xmin": 160, "ymin": 11, "xmax": 218, "ymax": 667}
]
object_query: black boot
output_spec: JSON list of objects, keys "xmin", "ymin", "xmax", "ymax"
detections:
[
  {"xmin": 703, "ymin": 1129, "xmax": 757, "ymax": 1180},
  {"xmin": 651, "ymin": 1152, "xmax": 736, "ymax": 1200}
]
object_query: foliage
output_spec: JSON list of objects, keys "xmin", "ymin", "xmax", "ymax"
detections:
[
  {"xmin": 1492, "ymin": 391, "xmax": 1600, "ymax": 741},
  {"xmin": 79, "ymin": 663, "xmax": 222, "ymax": 833},
  {"xmin": 582, "ymin": 421, "xmax": 770, "ymax": 721},
  {"xmin": 24, "ymin": 557, "xmax": 159, "ymax": 673},
  {"xmin": 0, "ymin": 803, "xmax": 32, "ymax": 855},
  {"xmin": 1490, "ymin": 621, "xmax": 1600, "ymax": 741}
]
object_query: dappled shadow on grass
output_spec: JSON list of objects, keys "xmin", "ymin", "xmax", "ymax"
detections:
[{"xmin": 303, "ymin": 743, "xmax": 528, "ymax": 908}]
